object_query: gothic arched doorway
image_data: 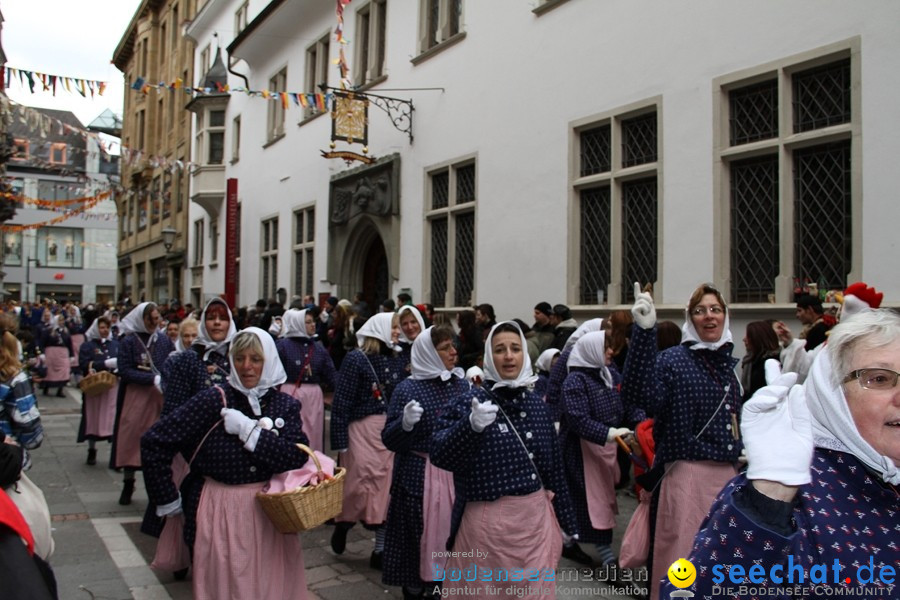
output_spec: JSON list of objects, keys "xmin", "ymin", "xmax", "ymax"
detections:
[{"xmin": 362, "ymin": 235, "xmax": 388, "ymax": 312}]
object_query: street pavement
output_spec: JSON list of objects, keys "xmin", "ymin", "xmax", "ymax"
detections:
[{"xmin": 28, "ymin": 385, "xmax": 649, "ymax": 599}]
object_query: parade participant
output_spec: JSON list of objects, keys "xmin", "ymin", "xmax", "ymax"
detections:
[
  {"xmin": 545, "ymin": 318, "xmax": 605, "ymax": 412},
  {"xmin": 669, "ymin": 309, "xmax": 900, "ymax": 598},
  {"xmin": 0, "ymin": 314, "xmax": 43, "ymax": 467},
  {"xmin": 381, "ymin": 325, "xmax": 467, "ymax": 600},
  {"xmin": 65, "ymin": 304, "xmax": 85, "ymax": 383},
  {"xmin": 330, "ymin": 312, "xmax": 406, "ymax": 568},
  {"xmin": 431, "ymin": 321, "xmax": 578, "ymax": 599},
  {"xmin": 141, "ymin": 328, "xmax": 310, "ymax": 600},
  {"xmin": 276, "ymin": 308, "xmax": 336, "ymax": 452},
  {"xmin": 38, "ymin": 314, "xmax": 72, "ymax": 397},
  {"xmin": 397, "ymin": 305, "xmax": 426, "ymax": 348},
  {"xmin": 76, "ymin": 317, "xmax": 119, "ymax": 465},
  {"xmin": 559, "ymin": 331, "xmax": 645, "ymax": 567},
  {"xmin": 110, "ymin": 302, "xmax": 173, "ymax": 506},
  {"xmin": 173, "ymin": 318, "xmax": 199, "ymax": 353},
  {"xmin": 533, "ymin": 347, "xmax": 560, "ymax": 400},
  {"xmin": 623, "ymin": 282, "xmax": 742, "ymax": 600}
]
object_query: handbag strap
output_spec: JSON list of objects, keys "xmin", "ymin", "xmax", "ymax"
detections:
[{"xmin": 188, "ymin": 386, "xmax": 227, "ymax": 466}]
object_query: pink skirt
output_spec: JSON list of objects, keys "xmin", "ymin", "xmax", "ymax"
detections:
[
  {"xmin": 193, "ymin": 479, "xmax": 307, "ymax": 600},
  {"xmin": 419, "ymin": 455, "xmax": 455, "ymax": 581},
  {"xmin": 581, "ymin": 439, "xmax": 619, "ymax": 530},
  {"xmin": 650, "ymin": 460, "xmax": 736, "ymax": 600},
  {"xmin": 71, "ymin": 334, "xmax": 85, "ymax": 363},
  {"xmin": 281, "ymin": 383, "xmax": 324, "ymax": 452},
  {"xmin": 151, "ymin": 455, "xmax": 191, "ymax": 572},
  {"xmin": 115, "ymin": 384, "xmax": 164, "ymax": 468},
  {"xmin": 82, "ymin": 383, "xmax": 118, "ymax": 438},
  {"xmin": 43, "ymin": 346, "xmax": 71, "ymax": 383},
  {"xmin": 338, "ymin": 414, "xmax": 393, "ymax": 524},
  {"xmin": 443, "ymin": 489, "xmax": 561, "ymax": 599}
]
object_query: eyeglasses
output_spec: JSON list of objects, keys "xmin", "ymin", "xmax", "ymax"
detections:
[
  {"xmin": 843, "ymin": 368, "xmax": 900, "ymax": 390},
  {"xmin": 690, "ymin": 306, "xmax": 725, "ymax": 316}
]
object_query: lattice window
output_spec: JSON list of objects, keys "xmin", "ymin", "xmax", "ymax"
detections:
[
  {"xmin": 579, "ymin": 187, "xmax": 611, "ymax": 305},
  {"xmin": 261, "ymin": 217, "xmax": 278, "ymax": 300},
  {"xmin": 420, "ymin": 0, "xmax": 463, "ymax": 53},
  {"xmin": 730, "ymin": 156, "xmax": 779, "ymax": 302},
  {"xmin": 454, "ymin": 212, "xmax": 475, "ymax": 307},
  {"xmin": 729, "ymin": 80, "xmax": 778, "ymax": 145},
  {"xmin": 430, "ymin": 218, "xmax": 448, "ymax": 307},
  {"xmin": 794, "ymin": 141, "xmax": 851, "ymax": 292},
  {"xmin": 621, "ymin": 114, "xmax": 657, "ymax": 167},
  {"xmin": 793, "ymin": 59, "xmax": 851, "ymax": 133},
  {"xmin": 621, "ymin": 178, "xmax": 657, "ymax": 302},
  {"xmin": 432, "ymin": 172, "xmax": 448, "ymax": 209},
  {"xmin": 457, "ymin": 165, "xmax": 475, "ymax": 204},
  {"xmin": 580, "ymin": 125, "xmax": 611, "ymax": 176},
  {"xmin": 292, "ymin": 208, "xmax": 314, "ymax": 297}
]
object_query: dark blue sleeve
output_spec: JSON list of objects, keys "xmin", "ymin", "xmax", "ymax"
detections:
[
  {"xmin": 381, "ymin": 379, "xmax": 415, "ymax": 453},
  {"xmin": 430, "ymin": 390, "xmax": 484, "ymax": 473},
  {"xmin": 561, "ymin": 374, "xmax": 611, "ymax": 446}
]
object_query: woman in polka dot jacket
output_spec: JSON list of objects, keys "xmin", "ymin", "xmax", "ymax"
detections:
[
  {"xmin": 623, "ymin": 282, "xmax": 743, "ymax": 599},
  {"xmin": 432, "ymin": 321, "xmax": 578, "ymax": 599}
]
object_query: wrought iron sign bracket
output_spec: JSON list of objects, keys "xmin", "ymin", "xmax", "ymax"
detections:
[{"xmin": 322, "ymin": 86, "xmax": 414, "ymax": 144}]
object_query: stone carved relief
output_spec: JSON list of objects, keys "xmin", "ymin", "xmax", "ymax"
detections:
[{"xmin": 329, "ymin": 156, "xmax": 398, "ymax": 225}]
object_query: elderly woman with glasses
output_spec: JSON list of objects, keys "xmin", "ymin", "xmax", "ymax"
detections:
[
  {"xmin": 623, "ymin": 283, "xmax": 743, "ymax": 599},
  {"xmin": 664, "ymin": 308, "xmax": 900, "ymax": 598}
]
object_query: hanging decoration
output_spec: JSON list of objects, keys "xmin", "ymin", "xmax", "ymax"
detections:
[
  {"xmin": 3, "ymin": 66, "xmax": 107, "ymax": 98},
  {"xmin": 0, "ymin": 191, "xmax": 111, "ymax": 232}
]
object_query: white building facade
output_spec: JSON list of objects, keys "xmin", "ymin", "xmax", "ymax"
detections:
[{"xmin": 179, "ymin": 0, "xmax": 900, "ymax": 338}]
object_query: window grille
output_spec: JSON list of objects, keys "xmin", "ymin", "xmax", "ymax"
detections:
[
  {"xmin": 430, "ymin": 218, "xmax": 448, "ymax": 307},
  {"xmin": 621, "ymin": 178, "xmax": 657, "ymax": 302},
  {"xmin": 432, "ymin": 172, "xmax": 449, "ymax": 209},
  {"xmin": 579, "ymin": 187, "xmax": 611, "ymax": 305},
  {"xmin": 457, "ymin": 165, "xmax": 475, "ymax": 204},
  {"xmin": 793, "ymin": 59, "xmax": 851, "ymax": 133},
  {"xmin": 730, "ymin": 156, "xmax": 779, "ymax": 302},
  {"xmin": 580, "ymin": 125, "xmax": 611, "ymax": 176},
  {"xmin": 621, "ymin": 114, "xmax": 657, "ymax": 167},
  {"xmin": 454, "ymin": 212, "xmax": 475, "ymax": 307},
  {"xmin": 729, "ymin": 80, "xmax": 778, "ymax": 145},
  {"xmin": 794, "ymin": 141, "xmax": 851, "ymax": 292}
]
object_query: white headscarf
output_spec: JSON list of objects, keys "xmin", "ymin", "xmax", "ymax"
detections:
[
  {"xmin": 227, "ymin": 327, "xmax": 287, "ymax": 416},
  {"xmin": 483, "ymin": 321, "xmax": 538, "ymax": 390},
  {"xmin": 563, "ymin": 318, "xmax": 605, "ymax": 351},
  {"xmin": 84, "ymin": 318, "xmax": 109, "ymax": 343},
  {"xmin": 397, "ymin": 305, "xmax": 426, "ymax": 344},
  {"xmin": 281, "ymin": 309, "xmax": 311, "ymax": 339},
  {"xmin": 567, "ymin": 331, "xmax": 613, "ymax": 388},
  {"xmin": 356, "ymin": 312, "xmax": 402, "ymax": 351},
  {"xmin": 680, "ymin": 304, "xmax": 734, "ymax": 351},
  {"xmin": 410, "ymin": 326, "xmax": 464, "ymax": 381},
  {"xmin": 805, "ymin": 348, "xmax": 900, "ymax": 485},
  {"xmin": 118, "ymin": 302, "xmax": 157, "ymax": 337},
  {"xmin": 196, "ymin": 298, "xmax": 237, "ymax": 360},
  {"xmin": 535, "ymin": 348, "xmax": 560, "ymax": 374}
]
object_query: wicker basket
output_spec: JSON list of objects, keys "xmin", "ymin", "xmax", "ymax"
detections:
[
  {"xmin": 78, "ymin": 370, "xmax": 117, "ymax": 395},
  {"xmin": 256, "ymin": 443, "xmax": 345, "ymax": 533}
]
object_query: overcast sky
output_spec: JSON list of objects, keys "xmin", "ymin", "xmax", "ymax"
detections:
[{"xmin": 3, "ymin": 0, "xmax": 142, "ymax": 127}]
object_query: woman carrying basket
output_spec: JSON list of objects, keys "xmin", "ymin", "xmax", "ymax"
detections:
[
  {"xmin": 141, "ymin": 328, "xmax": 310, "ymax": 600},
  {"xmin": 76, "ymin": 317, "xmax": 119, "ymax": 466},
  {"xmin": 110, "ymin": 302, "xmax": 174, "ymax": 505},
  {"xmin": 330, "ymin": 312, "xmax": 407, "ymax": 568},
  {"xmin": 381, "ymin": 325, "xmax": 468, "ymax": 600},
  {"xmin": 276, "ymin": 308, "xmax": 336, "ymax": 452}
]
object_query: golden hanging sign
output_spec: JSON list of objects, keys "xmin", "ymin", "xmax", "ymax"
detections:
[{"xmin": 331, "ymin": 91, "xmax": 369, "ymax": 146}]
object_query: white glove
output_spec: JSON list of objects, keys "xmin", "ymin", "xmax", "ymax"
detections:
[
  {"xmin": 606, "ymin": 426, "xmax": 633, "ymax": 443},
  {"xmin": 469, "ymin": 398, "xmax": 498, "ymax": 433},
  {"xmin": 631, "ymin": 282, "xmax": 657, "ymax": 330},
  {"xmin": 104, "ymin": 358, "xmax": 118, "ymax": 370},
  {"xmin": 220, "ymin": 408, "xmax": 259, "ymax": 443},
  {"xmin": 153, "ymin": 374, "xmax": 163, "ymax": 393},
  {"xmin": 402, "ymin": 400, "xmax": 424, "ymax": 432},
  {"xmin": 742, "ymin": 360, "xmax": 812, "ymax": 486},
  {"xmin": 156, "ymin": 496, "xmax": 183, "ymax": 517}
]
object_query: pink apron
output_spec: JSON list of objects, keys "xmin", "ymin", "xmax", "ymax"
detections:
[
  {"xmin": 43, "ymin": 346, "xmax": 71, "ymax": 383},
  {"xmin": 418, "ymin": 454, "xmax": 455, "ymax": 581},
  {"xmin": 443, "ymin": 489, "xmax": 561, "ymax": 599},
  {"xmin": 115, "ymin": 384, "xmax": 164, "ymax": 468},
  {"xmin": 280, "ymin": 382, "xmax": 324, "ymax": 452},
  {"xmin": 337, "ymin": 414, "xmax": 393, "ymax": 524},
  {"xmin": 150, "ymin": 455, "xmax": 191, "ymax": 572},
  {"xmin": 650, "ymin": 460, "xmax": 736, "ymax": 600},
  {"xmin": 193, "ymin": 479, "xmax": 307, "ymax": 600},
  {"xmin": 82, "ymin": 383, "xmax": 119, "ymax": 438},
  {"xmin": 580, "ymin": 438, "xmax": 619, "ymax": 530}
]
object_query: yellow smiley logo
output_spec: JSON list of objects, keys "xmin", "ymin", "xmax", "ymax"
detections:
[{"xmin": 667, "ymin": 558, "xmax": 696, "ymax": 588}]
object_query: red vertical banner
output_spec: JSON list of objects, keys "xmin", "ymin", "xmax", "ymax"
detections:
[{"xmin": 224, "ymin": 178, "xmax": 238, "ymax": 309}]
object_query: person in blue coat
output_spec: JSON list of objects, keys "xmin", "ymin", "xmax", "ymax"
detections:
[
  {"xmin": 37, "ymin": 314, "xmax": 72, "ymax": 397},
  {"xmin": 110, "ymin": 302, "xmax": 174, "ymax": 505},
  {"xmin": 76, "ymin": 317, "xmax": 119, "ymax": 465},
  {"xmin": 559, "ymin": 331, "xmax": 646, "ymax": 567},
  {"xmin": 276, "ymin": 308, "xmax": 336, "ymax": 452},
  {"xmin": 545, "ymin": 318, "xmax": 605, "ymax": 417},
  {"xmin": 141, "ymin": 327, "xmax": 311, "ymax": 599},
  {"xmin": 330, "ymin": 312, "xmax": 407, "ymax": 569},
  {"xmin": 381, "ymin": 325, "xmax": 468, "ymax": 600},
  {"xmin": 431, "ymin": 321, "xmax": 579, "ymax": 599}
]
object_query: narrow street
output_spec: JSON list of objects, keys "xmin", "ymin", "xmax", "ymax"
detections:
[{"xmin": 30, "ymin": 386, "xmax": 647, "ymax": 600}]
